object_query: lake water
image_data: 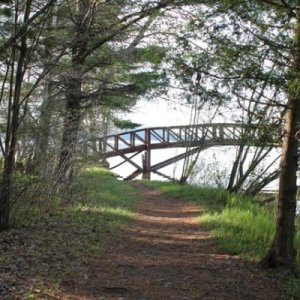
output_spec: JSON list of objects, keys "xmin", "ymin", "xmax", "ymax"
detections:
[{"xmin": 107, "ymin": 146, "xmax": 280, "ymax": 186}]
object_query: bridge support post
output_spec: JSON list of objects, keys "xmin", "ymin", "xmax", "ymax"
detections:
[
  {"xmin": 142, "ymin": 150, "xmax": 151, "ymax": 180},
  {"xmin": 142, "ymin": 129, "xmax": 151, "ymax": 180}
]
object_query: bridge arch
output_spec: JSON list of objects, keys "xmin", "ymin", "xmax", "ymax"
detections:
[{"xmin": 84, "ymin": 123, "xmax": 279, "ymax": 180}]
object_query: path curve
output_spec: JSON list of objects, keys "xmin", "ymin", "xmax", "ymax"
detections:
[{"xmin": 62, "ymin": 182, "xmax": 279, "ymax": 299}]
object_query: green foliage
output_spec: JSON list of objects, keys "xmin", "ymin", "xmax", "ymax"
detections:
[
  {"xmin": 0, "ymin": 6, "xmax": 12, "ymax": 17},
  {"xmin": 202, "ymin": 194, "xmax": 276, "ymax": 259},
  {"xmin": 12, "ymin": 167, "xmax": 140, "ymax": 232},
  {"xmin": 296, "ymin": 216, "xmax": 300, "ymax": 261},
  {"xmin": 0, "ymin": 0, "xmax": 12, "ymax": 3},
  {"xmin": 169, "ymin": 0, "xmax": 290, "ymax": 122},
  {"xmin": 13, "ymin": 172, "xmax": 39, "ymax": 186},
  {"xmin": 134, "ymin": 45, "xmax": 167, "ymax": 65},
  {"xmin": 288, "ymin": 76, "xmax": 300, "ymax": 96},
  {"xmin": 12, "ymin": 176, "xmax": 63, "ymax": 228},
  {"xmin": 126, "ymin": 70, "xmax": 168, "ymax": 95},
  {"xmin": 113, "ymin": 118, "xmax": 141, "ymax": 129}
]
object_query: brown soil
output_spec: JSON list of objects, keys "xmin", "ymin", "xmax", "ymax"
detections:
[{"xmin": 59, "ymin": 182, "xmax": 279, "ymax": 300}]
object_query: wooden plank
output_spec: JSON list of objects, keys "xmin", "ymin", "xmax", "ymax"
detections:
[
  {"xmin": 109, "ymin": 151, "xmax": 143, "ymax": 170},
  {"xmin": 118, "ymin": 152, "xmax": 143, "ymax": 171},
  {"xmin": 150, "ymin": 146, "xmax": 209, "ymax": 171}
]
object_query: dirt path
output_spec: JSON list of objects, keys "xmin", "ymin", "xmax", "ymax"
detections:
[{"xmin": 61, "ymin": 183, "xmax": 279, "ymax": 299}]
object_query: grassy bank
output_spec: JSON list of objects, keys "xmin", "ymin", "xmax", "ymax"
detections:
[
  {"xmin": 73, "ymin": 167, "xmax": 139, "ymax": 229},
  {"xmin": 1, "ymin": 167, "xmax": 140, "ymax": 299}
]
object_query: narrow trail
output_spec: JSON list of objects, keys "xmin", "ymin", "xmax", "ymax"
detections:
[{"xmin": 62, "ymin": 183, "xmax": 279, "ymax": 300}]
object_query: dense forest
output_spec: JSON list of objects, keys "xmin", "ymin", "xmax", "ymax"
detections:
[{"xmin": 0, "ymin": 0, "xmax": 299, "ymax": 290}]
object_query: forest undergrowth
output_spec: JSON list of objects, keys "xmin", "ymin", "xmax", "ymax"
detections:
[
  {"xmin": 1, "ymin": 169, "xmax": 299, "ymax": 298},
  {"xmin": 0, "ymin": 167, "xmax": 140, "ymax": 299}
]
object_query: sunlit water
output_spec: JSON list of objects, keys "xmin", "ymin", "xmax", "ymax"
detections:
[{"xmin": 108, "ymin": 146, "xmax": 280, "ymax": 186}]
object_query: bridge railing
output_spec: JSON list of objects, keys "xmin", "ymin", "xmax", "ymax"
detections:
[
  {"xmin": 78, "ymin": 122, "xmax": 283, "ymax": 181},
  {"xmin": 82, "ymin": 123, "xmax": 280, "ymax": 158}
]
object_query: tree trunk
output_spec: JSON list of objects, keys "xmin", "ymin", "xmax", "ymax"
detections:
[
  {"xmin": 260, "ymin": 95, "xmax": 299, "ymax": 270},
  {"xmin": 0, "ymin": 0, "xmax": 32, "ymax": 230},
  {"xmin": 261, "ymin": 6, "xmax": 300, "ymax": 270},
  {"xmin": 31, "ymin": 3, "xmax": 58, "ymax": 175},
  {"xmin": 228, "ymin": 145, "xmax": 272, "ymax": 193},
  {"xmin": 56, "ymin": 0, "xmax": 89, "ymax": 181},
  {"xmin": 31, "ymin": 82, "xmax": 55, "ymax": 174},
  {"xmin": 245, "ymin": 169, "xmax": 279, "ymax": 197},
  {"xmin": 56, "ymin": 75, "xmax": 82, "ymax": 181},
  {"xmin": 227, "ymin": 144, "xmax": 244, "ymax": 191},
  {"xmin": 0, "ymin": 140, "xmax": 17, "ymax": 230}
]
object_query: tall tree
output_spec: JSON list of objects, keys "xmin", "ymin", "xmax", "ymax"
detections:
[
  {"xmin": 0, "ymin": 0, "xmax": 58, "ymax": 230},
  {"xmin": 55, "ymin": 0, "xmax": 173, "ymax": 181},
  {"xmin": 261, "ymin": 0, "xmax": 300, "ymax": 270},
  {"xmin": 188, "ymin": 0, "xmax": 298, "ymax": 270},
  {"xmin": 164, "ymin": 0, "xmax": 298, "ymax": 269}
]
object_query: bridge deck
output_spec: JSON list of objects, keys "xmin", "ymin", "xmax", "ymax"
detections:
[{"xmin": 86, "ymin": 123, "xmax": 278, "ymax": 158}]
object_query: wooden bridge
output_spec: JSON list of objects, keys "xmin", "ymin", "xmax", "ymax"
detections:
[{"xmin": 83, "ymin": 123, "xmax": 279, "ymax": 180}]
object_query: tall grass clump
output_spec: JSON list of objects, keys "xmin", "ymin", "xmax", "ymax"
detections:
[
  {"xmin": 11, "ymin": 173, "xmax": 64, "ymax": 227},
  {"xmin": 142, "ymin": 180, "xmax": 300, "ymax": 264},
  {"xmin": 202, "ymin": 194, "xmax": 300, "ymax": 263},
  {"xmin": 202, "ymin": 193, "xmax": 276, "ymax": 260}
]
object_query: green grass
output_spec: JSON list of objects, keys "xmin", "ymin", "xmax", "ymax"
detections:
[
  {"xmin": 141, "ymin": 180, "xmax": 228, "ymax": 210},
  {"xmin": 13, "ymin": 167, "xmax": 139, "ymax": 229},
  {"xmin": 142, "ymin": 180, "xmax": 300, "ymax": 262},
  {"xmin": 72, "ymin": 167, "xmax": 139, "ymax": 228},
  {"xmin": 201, "ymin": 193, "xmax": 276, "ymax": 260}
]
